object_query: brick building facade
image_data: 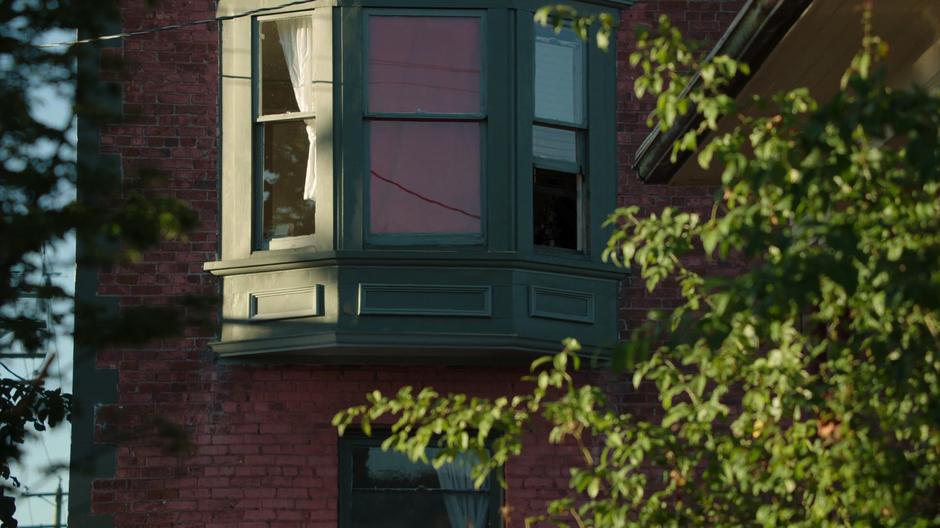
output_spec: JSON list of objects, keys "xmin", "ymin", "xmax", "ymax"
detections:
[{"xmin": 69, "ymin": 1, "xmax": 745, "ymax": 527}]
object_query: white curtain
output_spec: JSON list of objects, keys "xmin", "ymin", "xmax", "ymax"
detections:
[
  {"xmin": 435, "ymin": 453, "xmax": 489, "ymax": 528},
  {"xmin": 276, "ymin": 17, "xmax": 317, "ymax": 202}
]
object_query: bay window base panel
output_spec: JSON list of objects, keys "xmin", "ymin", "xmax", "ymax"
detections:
[{"xmin": 210, "ymin": 261, "xmax": 620, "ymax": 364}]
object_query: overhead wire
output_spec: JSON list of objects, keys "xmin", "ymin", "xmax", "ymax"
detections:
[
  {"xmin": 40, "ymin": 245, "xmax": 64, "ymax": 385},
  {"xmin": 32, "ymin": 246, "xmax": 63, "ymax": 476},
  {"xmin": 0, "ymin": 361, "xmax": 28, "ymax": 382},
  {"xmin": 370, "ymin": 170, "xmax": 481, "ymax": 220},
  {"xmin": 25, "ymin": 489, "xmax": 34, "ymax": 525},
  {"xmin": 35, "ymin": 0, "xmax": 319, "ymax": 49}
]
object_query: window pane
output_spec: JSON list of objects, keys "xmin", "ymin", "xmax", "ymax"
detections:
[
  {"xmin": 370, "ymin": 121, "xmax": 481, "ymax": 235},
  {"xmin": 352, "ymin": 446, "xmax": 440, "ymax": 489},
  {"xmin": 262, "ymin": 120, "xmax": 315, "ymax": 241},
  {"xmin": 534, "ymin": 167, "xmax": 579, "ymax": 249},
  {"xmin": 533, "ymin": 125, "xmax": 577, "ymax": 164},
  {"xmin": 352, "ymin": 447, "xmax": 488, "ymax": 490},
  {"xmin": 534, "ymin": 23, "xmax": 585, "ymax": 125},
  {"xmin": 260, "ymin": 19, "xmax": 311, "ymax": 116},
  {"xmin": 368, "ymin": 16, "xmax": 481, "ymax": 114}
]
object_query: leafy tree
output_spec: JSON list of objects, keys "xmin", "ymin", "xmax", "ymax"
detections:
[
  {"xmin": 1, "ymin": 0, "xmax": 199, "ymax": 520},
  {"xmin": 335, "ymin": 13, "xmax": 940, "ymax": 527}
]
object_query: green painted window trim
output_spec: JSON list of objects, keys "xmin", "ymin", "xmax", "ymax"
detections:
[{"xmin": 357, "ymin": 283, "xmax": 493, "ymax": 316}]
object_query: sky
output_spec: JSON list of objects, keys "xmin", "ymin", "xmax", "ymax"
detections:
[
  {"xmin": 7, "ymin": 243, "xmax": 73, "ymax": 528},
  {"xmin": 4, "ymin": 28, "xmax": 77, "ymax": 528}
]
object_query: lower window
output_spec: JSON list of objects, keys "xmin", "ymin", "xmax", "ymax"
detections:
[{"xmin": 340, "ymin": 434, "xmax": 501, "ymax": 528}]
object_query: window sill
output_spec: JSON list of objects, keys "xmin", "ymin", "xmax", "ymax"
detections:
[
  {"xmin": 204, "ymin": 248, "xmax": 626, "ymax": 279},
  {"xmin": 212, "ymin": 331, "xmax": 608, "ymax": 365}
]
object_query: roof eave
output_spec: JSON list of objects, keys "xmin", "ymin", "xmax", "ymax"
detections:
[{"xmin": 633, "ymin": 0, "xmax": 813, "ymax": 184}]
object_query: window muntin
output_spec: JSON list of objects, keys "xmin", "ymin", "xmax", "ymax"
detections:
[
  {"xmin": 532, "ymin": 21, "xmax": 586, "ymax": 251},
  {"xmin": 365, "ymin": 13, "xmax": 485, "ymax": 240},
  {"xmin": 255, "ymin": 15, "xmax": 317, "ymax": 249},
  {"xmin": 344, "ymin": 442, "xmax": 496, "ymax": 528}
]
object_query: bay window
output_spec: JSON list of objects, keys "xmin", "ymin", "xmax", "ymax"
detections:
[{"xmin": 208, "ymin": 0, "xmax": 626, "ymax": 361}]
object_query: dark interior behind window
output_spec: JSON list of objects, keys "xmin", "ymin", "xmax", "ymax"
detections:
[{"xmin": 533, "ymin": 167, "xmax": 579, "ymax": 249}]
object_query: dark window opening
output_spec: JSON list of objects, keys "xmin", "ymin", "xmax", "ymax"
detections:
[{"xmin": 533, "ymin": 167, "xmax": 580, "ymax": 250}]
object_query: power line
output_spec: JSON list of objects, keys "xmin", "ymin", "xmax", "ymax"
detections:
[
  {"xmin": 370, "ymin": 169, "xmax": 481, "ymax": 220},
  {"xmin": 35, "ymin": 0, "xmax": 318, "ymax": 49},
  {"xmin": 25, "ymin": 490, "xmax": 34, "ymax": 526},
  {"xmin": 39, "ymin": 245, "xmax": 64, "ymax": 384},
  {"xmin": 0, "ymin": 361, "xmax": 28, "ymax": 382}
]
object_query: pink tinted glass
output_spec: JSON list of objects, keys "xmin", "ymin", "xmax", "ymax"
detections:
[
  {"xmin": 368, "ymin": 16, "xmax": 481, "ymax": 114},
  {"xmin": 369, "ymin": 122, "xmax": 480, "ymax": 234}
]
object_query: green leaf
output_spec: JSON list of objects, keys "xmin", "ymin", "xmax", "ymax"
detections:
[
  {"xmin": 701, "ymin": 229, "xmax": 719, "ymax": 256},
  {"xmin": 587, "ymin": 477, "xmax": 600, "ymax": 498}
]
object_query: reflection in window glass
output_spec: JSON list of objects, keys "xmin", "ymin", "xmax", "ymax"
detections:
[
  {"xmin": 533, "ymin": 125, "xmax": 577, "ymax": 164},
  {"xmin": 369, "ymin": 121, "xmax": 481, "ymax": 234},
  {"xmin": 262, "ymin": 120, "xmax": 315, "ymax": 241},
  {"xmin": 534, "ymin": 23, "xmax": 585, "ymax": 125},
  {"xmin": 368, "ymin": 16, "xmax": 481, "ymax": 114},
  {"xmin": 533, "ymin": 167, "xmax": 579, "ymax": 249},
  {"xmin": 350, "ymin": 447, "xmax": 491, "ymax": 528},
  {"xmin": 260, "ymin": 20, "xmax": 303, "ymax": 116}
]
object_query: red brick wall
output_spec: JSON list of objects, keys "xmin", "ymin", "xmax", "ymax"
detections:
[
  {"xmin": 87, "ymin": 1, "xmax": 743, "ymax": 526},
  {"xmin": 615, "ymin": 0, "xmax": 745, "ymax": 334},
  {"xmin": 93, "ymin": 362, "xmax": 580, "ymax": 527}
]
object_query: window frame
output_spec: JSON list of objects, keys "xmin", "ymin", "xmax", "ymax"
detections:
[
  {"xmin": 338, "ymin": 431, "xmax": 504, "ymax": 528},
  {"xmin": 531, "ymin": 20, "xmax": 588, "ymax": 253},
  {"xmin": 253, "ymin": 11, "xmax": 319, "ymax": 250},
  {"xmin": 218, "ymin": 0, "xmax": 334, "ymax": 263},
  {"xmin": 514, "ymin": 6, "xmax": 616, "ymax": 262},
  {"xmin": 362, "ymin": 9, "xmax": 489, "ymax": 247}
]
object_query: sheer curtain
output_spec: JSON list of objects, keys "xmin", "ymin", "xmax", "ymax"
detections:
[
  {"xmin": 436, "ymin": 453, "xmax": 489, "ymax": 528},
  {"xmin": 276, "ymin": 18, "xmax": 317, "ymax": 202}
]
